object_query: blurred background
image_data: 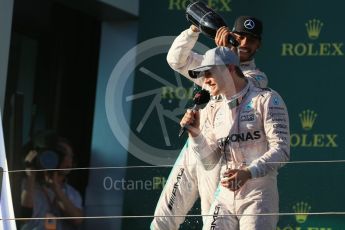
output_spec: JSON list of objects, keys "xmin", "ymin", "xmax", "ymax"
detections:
[{"xmin": 1, "ymin": 0, "xmax": 344, "ymax": 229}]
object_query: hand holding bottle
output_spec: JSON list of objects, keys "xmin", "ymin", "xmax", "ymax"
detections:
[{"xmin": 186, "ymin": 1, "xmax": 239, "ymax": 47}]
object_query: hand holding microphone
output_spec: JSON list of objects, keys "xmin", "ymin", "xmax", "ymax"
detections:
[
  {"xmin": 180, "ymin": 109, "xmax": 200, "ymax": 137},
  {"xmin": 179, "ymin": 89, "xmax": 210, "ymax": 137}
]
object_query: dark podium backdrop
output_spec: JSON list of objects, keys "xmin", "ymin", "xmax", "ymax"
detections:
[{"xmin": 111, "ymin": 0, "xmax": 345, "ymax": 229}]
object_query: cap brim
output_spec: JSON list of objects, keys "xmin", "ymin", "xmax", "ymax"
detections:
[
  {"xmin": 188, "ymin": 65, "xmax": 214, "ymax": 79},
  {"xmin": 232, "ymin": 31, "xmax": 261, "ymax": 39}
]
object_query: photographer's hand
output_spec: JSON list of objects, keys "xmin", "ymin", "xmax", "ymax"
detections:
[
  {"xmin": 24, "ymin": 150, "xmax": 38, "ymax": 177},
  {"xmin": 48, "ymin": 172, "xmax": 83, "ymax": 226},
  {"xmin": 49, "ymin": 172, "xmax": 62, "ymax": 191},
  {"xmin": 21, "ymin": 151, "xmax": 38, "ymax": 208}
]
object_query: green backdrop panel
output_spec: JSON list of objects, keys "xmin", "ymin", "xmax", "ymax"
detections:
[{"xmin": 119, "ymin": 0, "xmax": 345, "ymax": 229}]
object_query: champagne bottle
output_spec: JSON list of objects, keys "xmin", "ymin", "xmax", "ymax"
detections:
[{"xmin": 186, "ymin": 1, "xmax": 239, "ymax": 47}]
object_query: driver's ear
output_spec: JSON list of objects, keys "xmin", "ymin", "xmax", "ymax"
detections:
[{"xmin": 256, "ymin": 39, "xmax": 262, "ymax": 50}]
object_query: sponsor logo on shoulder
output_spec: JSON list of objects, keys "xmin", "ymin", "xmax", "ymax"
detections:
[
  {"xmin": 269, "ymin": 106, "xmax": 285, "ymax": 111},
  {"xmin": 255, "ymin": 75, "xmax": 264, "ymax": 81},
  {"xmin": 273, "ymin": 96, "xmax": 280, "ymax": 106},
  {"xmin": 273, "ymin": 124, "xmax": 288, "ymax": 129},
  {"xmin": 244, "ymin": 100, "xmax": 254, "ymax": 111}
]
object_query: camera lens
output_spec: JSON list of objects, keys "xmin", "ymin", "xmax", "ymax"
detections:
[{"xmin": 38, "ymin": 150, "xmax": 59, "ymax": 169}]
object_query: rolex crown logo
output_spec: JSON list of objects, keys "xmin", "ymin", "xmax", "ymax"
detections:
[
  {"xmin": 293, "ymin": 202, "xmax": 311, "ymax": 224},
  {"xmin": 299, "ymin": 109, "xmax": 317, "ymax": 131},
  {"xmin": 305, "ymin": 19, "xmax": 323, "ymax": 40}
]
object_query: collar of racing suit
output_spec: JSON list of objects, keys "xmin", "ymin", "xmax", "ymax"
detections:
[
  {"xmin": 225, "ymin": 82, "xmax": 250, "ymax": 109},
  {"xmin": 240, "ymin": 59, "xmax": 256, "ymax": 72},
  {"xmin": 211, "ymin": 81, "xmax": 250, "ymax": 109}
]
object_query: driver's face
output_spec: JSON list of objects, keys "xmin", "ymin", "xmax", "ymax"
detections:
[{"xmin": 233, "ymin": 33, "xmax": 261, "ymax": 62}]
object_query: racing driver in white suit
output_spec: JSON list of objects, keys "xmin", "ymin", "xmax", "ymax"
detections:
[
  {"xmin": 182, "ymin": 46, "xmax": 290, "ymax": 229},
  {"xmin": 151, "ymin": 16, "xmax": 273, "ymax": 229}
]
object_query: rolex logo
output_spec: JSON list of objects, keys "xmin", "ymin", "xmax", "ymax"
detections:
[
  {"xmin": 293, "ymin": 202, "xmax": 311, "ymax": 224},
  {"xmin": 291, "ymin": 109, "xmax": 338, "ymax": 148},
  {"xmin": 299, "ymin": 110, "xmax": 317, "ymax": 131},
  {"xmin": 305, "ymin": 19, "xmax": 323, "ymax": 40},
  {"xmin": 282, "ymin": 18, "xmax": 344, "ymax": 56}
]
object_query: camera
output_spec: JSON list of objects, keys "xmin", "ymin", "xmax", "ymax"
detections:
[
  {"xmin": 25, "ymin": 149, "xmax": 61, "ymax": 170},
  {"xmin": 24, "ymin": 130, "xmax": 63, "ymax": 170}
]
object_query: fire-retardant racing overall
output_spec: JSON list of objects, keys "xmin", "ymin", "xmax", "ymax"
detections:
[
  {"xmin": 189, "ymin": 82, "xmax": 290, "ymax": 230},
  {"xmin": 151, "ymin": 28, "xmax": 269, "ymax": 230}
]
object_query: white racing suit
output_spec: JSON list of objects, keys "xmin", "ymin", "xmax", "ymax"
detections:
[
  {"xmin": 151, "ymin": 100, "xmax": 223, "ymax": 230},
  {"xmin": 151, "ymin": 28, "xmax": 268, "ymax": 229},
  {"xmin": 189, "ymin": 83, "xmax": 290, "ymax": 230}
]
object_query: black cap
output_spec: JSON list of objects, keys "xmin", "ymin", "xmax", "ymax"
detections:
[{"xmin": 232, "ymin": 16, "xmax": 263, "ymax": 39}]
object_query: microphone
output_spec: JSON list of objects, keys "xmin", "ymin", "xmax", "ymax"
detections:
[
  {"xmin": 179, "ymin": 89, "xmax": 211, "ymax": 137},
  {"xmin": 186, "ymin": 1, "xmax": 239, "ymax": 47}
]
